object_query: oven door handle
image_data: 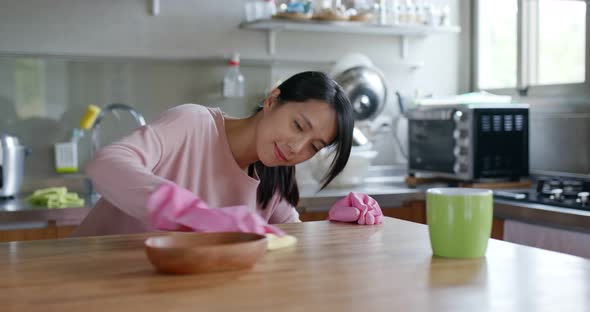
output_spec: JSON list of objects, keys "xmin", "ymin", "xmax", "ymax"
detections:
[{"xmin": 493, "ymin": 190, "xmax": 527, "ymax": 200}]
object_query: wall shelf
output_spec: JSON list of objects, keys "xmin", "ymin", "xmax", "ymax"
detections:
[
  {"xmin": 200, "ymin": 56, "xmax": 424, "ymax": 70},
  {"xmin": 240, "ymin": 19, "xmax": 461, "ymax": 60}
]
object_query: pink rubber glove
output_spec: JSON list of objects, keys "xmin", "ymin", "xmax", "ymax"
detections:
[
  {"xmin": 147, "ymin": 182, "xmax": 285, "ymax": 236},
  {"xmin": 328, "ymin": 192, "xmax": 384, "ymax": 225}
]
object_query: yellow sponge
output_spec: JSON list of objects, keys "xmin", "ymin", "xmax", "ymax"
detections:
[
  {"xmin": 79, "ymin": 104, "xmax": 101, "ymax": 130},
  {"xmin": 266, "ymin": 234, "xmax": 298, "ymax": 251}
]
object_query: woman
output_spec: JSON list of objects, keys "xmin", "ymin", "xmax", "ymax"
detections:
[{"xmin": 72, "ymin": 71, "xmax": 354, "ymax": 236}]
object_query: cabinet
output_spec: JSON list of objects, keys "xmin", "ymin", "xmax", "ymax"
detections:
[
  {"xmin": 300, "ymin": 200, "xmax": 506, "ymax": 241},
  {"xmin": 502, "ymin": 219, "xmax": 590, "ymax": 258},
  {"xmin": 383, "ymin": 200, "xmax": 427, "ymax": 224},
  {"xmin": 0, "ymin": 222, "xmax": 77, "ymax": 243},
  {"xmin": 299, "ymin": 200, "xmax": 427, "ymax": 223},
  {"xmin": 491, "ymin": 218, "xmax": 505, "ymax": 240}
]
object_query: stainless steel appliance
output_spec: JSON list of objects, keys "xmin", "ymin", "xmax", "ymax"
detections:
[
  {"xmin": 334, "ymin": 65, "xmax": 387, "ymax": 122},
  {"xmin": 332, "ymin": 62, "xmax": 387, "ymax": 147},
  {"xmin": 407, "ymin": 104, "xmax": 529, "ymax": 181},
  {"xmin": 0, "ymin": 134, "xmax": 30, "ymax": 198},
  {"xmin": 494, "ymin": 174, "xmax": 590, "ymax": 210}
]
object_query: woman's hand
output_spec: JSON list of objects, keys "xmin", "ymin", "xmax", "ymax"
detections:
[{"xmin": 147, "ymin": 182, "xmax": 285, "ymax": 236}]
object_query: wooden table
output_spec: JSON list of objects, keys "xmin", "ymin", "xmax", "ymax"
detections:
[{"xmin": 2, "ymin": 218, "xmax": 589, "ymax": 312}]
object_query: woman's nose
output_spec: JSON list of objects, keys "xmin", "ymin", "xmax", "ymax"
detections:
[{"xmin": 287, "ymin": 138, "xmax": 306, "ymax": 155}]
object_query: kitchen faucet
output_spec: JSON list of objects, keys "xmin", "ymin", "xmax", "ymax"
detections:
[
  {"xmin": 90, "ymin": 103, "xmax": 147, "ymax": 156},
  {"xmin": 86, "ymin": 103, "xmax": 147, "ymax": 203}
]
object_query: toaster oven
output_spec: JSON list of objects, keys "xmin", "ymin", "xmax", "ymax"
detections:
[{"xmin": 407, "ymin": 104, "xmax": 529, "ymax": 181}]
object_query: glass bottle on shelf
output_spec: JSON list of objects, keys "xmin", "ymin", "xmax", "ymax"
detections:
[
  {"xmin": 390, "ymin": 0, "xmax": 401, "ymax": 25},
  {"xmin": 440, "ymin": 4, "xmax": 450, "ymax": 26},
  {"xmin": 223, "ymin": 53, "xmax": 245, "ymax": 98},
  {"xmin": 414, "ymin": 0, "xmax": 425, "ymax": 24},
  {"xmin": 263, "ymin": 0, "xmax": 277, "ymax": 19}
]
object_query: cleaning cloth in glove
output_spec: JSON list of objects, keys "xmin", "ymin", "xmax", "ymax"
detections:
[
  {"xmin": 27, "ymin": 187, "xmax": 85, "ymax": 208},
  {"xmin": 328, "ymin": 192, "xmax": 384, "ymax": 225},
  {"xmin": 266, "ymin": 233, "xmax": 298, "ymax": 251},
  {"xmin": 147, "ymin": 182, "xmax": 285, "ymax": 236}
]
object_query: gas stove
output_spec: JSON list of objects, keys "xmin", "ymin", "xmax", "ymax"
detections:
[{"xmin": 494, "ymin": 176, "xmax": 590, "ymax": 211}]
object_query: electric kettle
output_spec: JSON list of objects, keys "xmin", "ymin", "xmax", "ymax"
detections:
[{"xmin": 0, "ymin": 133, "xmax": 31, "ymax": 198}]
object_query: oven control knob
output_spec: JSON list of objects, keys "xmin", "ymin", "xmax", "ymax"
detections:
[
  {"xmin": 453, "ymin": 146, "xmax": 468, "ymax": 157},
  {"xmin": 550, "ymin": 189, "xmax": 563, "ymax": 200},
  {"xmin": 453, "ymin": 129, "xmax": 469, "ymax": 140},
  {"xmin": 453, "ymin": 162, "xmax": 468, "ymax": 173},
  {"xmin": 453, "ymin": 110, "xmax": 465, "ymax": 123},
  {"xmin": 577, "ymin": 192, "xmax": 589, "ymax": 205}
]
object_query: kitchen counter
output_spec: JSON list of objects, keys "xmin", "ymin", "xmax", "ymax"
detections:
[
  {"xmin": 494, "ymin": 199, "xmax": 590, "ymax": 233},
  {"xmin": 2, "ymin": 218, "xmax": 589, "ymax": 312},
  {"xmin": 298, "ymin": 175, "xmax": 423, "ymax": 211},
  {"xmin": 0, "ymin": 171, "xmax": 424, "ymax": 229},
  {"xmin": 299, "ymin": 179, "xmax": 590, "ymax": 233},
  {"xmin": 2, "ymin": 171, "xmax": 590, "ymax": 233},
  {"xmin": 0, "ymin": 195, "xmax": 94, "ymax": 229}
]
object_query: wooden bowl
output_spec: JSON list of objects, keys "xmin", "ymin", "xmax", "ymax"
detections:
[{"xmin": 145, "ymin": 232, "xmax": 267, "ymax": 274}]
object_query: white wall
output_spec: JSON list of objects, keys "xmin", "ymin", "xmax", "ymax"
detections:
[{"xmin": 0, "ymin": 0, "xmax": 471, "ymax": 168}]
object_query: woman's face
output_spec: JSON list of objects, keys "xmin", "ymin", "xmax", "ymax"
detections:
[{"xmin": 256, "ymin": 90, "xmax": 338, "ymax": 167}]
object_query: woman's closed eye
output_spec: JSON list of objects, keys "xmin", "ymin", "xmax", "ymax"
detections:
[{"xmin": 293, "ymin": 119, "xmax": 324, "ymax": 152}]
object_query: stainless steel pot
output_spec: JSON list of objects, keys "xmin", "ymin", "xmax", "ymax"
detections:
[{"xmin": 0, "ymin": 134, "xmax": 31, "ymax": 198}]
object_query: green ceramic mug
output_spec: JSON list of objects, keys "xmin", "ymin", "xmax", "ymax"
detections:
[{"xmin": 426, "ymin": 188, "xmax": 493, "ymax": 258}]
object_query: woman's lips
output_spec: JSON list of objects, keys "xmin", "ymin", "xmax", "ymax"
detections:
[{"xmin": 274, "ymin": 143, "xmax": 288, "ymax": 162}]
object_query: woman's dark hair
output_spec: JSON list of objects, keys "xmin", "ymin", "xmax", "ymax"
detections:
[{"xmin": 249, "ymin": 71, "xmax": 354, "ymax": 209}]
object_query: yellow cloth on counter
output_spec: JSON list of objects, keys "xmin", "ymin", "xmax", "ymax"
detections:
[
  {"xmin": 266, "ymin": 234, "xmax": 298, "ymax": 251},
  {"xmin": 27, "ymin": 187, "xmax": 85, "ymax": 208}
]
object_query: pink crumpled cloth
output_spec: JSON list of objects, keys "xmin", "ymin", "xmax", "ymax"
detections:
[
  {"xmin": 328, "ymin": 192, "xmax": 384, "ymax": 225},
  {"xmin": 146, "ymin": 182, "xmax": 285, "ymax": 236}
]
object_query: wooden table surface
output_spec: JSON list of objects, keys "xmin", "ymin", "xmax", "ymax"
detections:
[{"xmin": 2, "ymin": 218, "xmax": 589, "ymax": 312}]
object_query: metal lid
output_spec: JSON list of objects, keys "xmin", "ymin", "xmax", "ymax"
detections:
[{"xmin": 334, "ymin": 66, "xmax": 387, "ymax": 122}]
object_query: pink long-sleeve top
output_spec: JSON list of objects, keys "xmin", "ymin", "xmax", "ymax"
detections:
[{"xmin": 72, "ymin": 104, "xmax": 300, "ymax": 237}]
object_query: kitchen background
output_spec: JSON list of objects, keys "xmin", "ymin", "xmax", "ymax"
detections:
[{"xmin": 0, "ymin": 0, "xmax": 588, "ymax": 180}]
